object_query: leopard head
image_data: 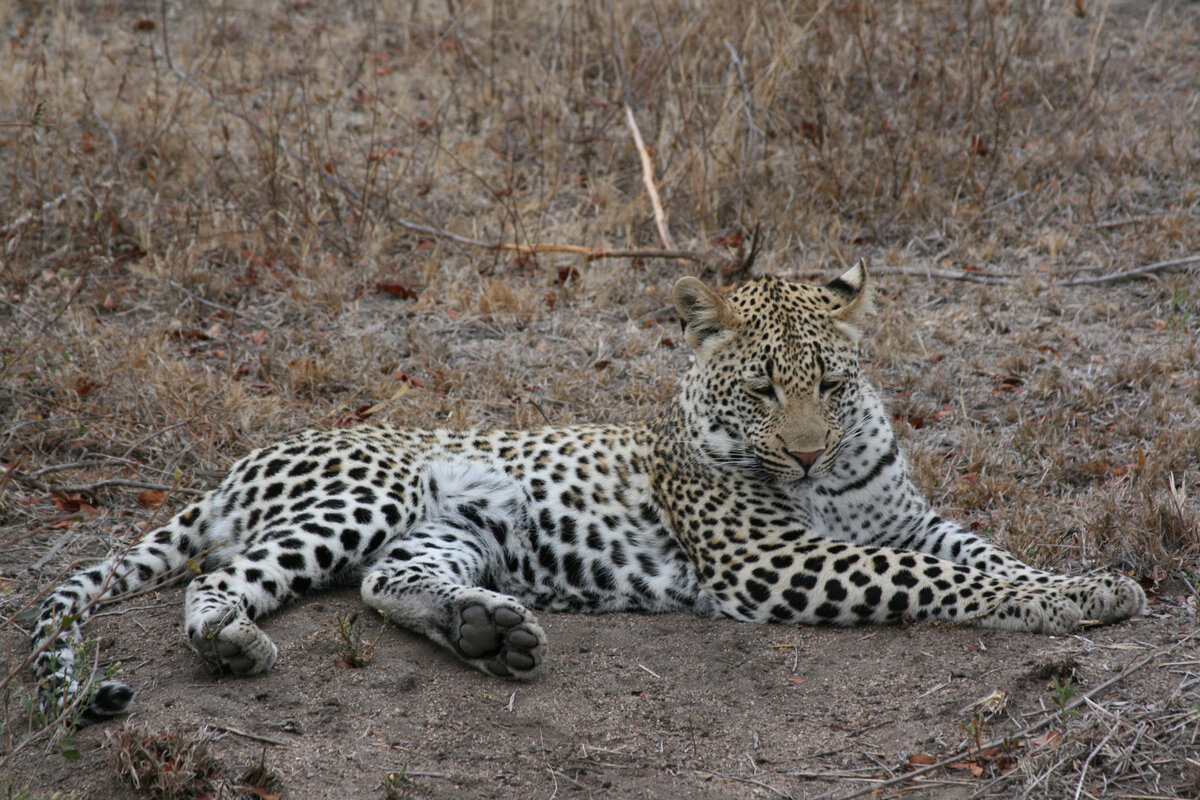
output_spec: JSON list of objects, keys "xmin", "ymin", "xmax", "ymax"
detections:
[{"xmin": 672, "ymin": 263, "xmax": 874, "ymax": 483}]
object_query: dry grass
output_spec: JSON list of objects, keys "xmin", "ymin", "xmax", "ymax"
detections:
[
  {"xmin": 1, "ymin": 0, "xmax": 1198, "ymax": 797},
  {"xmin": 105, "ymin": 722, "xmax": 281, "ymax": 800}
]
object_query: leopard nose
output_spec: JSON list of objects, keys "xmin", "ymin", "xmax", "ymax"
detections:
[{"xmin": 789, "ymin": 449, "xmax": 824, "ymax": 467}]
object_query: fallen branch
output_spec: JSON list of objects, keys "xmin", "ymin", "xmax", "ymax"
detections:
[
  {"xmin": 872, "ymin": 266, "xmax": 1016, "ymax": 285},
  {"xmin": 607, "ymin": 0, "xmax": 683, "ymax": 260},
  {"xmin": 696, "ymin": 768, "xmax": 795, "ymax": 799},
  {"xmin": 214, "ymin": 725, "xmax": 289, "ymax": 747},
  {"xmin": 875, "ymin": 254, "xmax": 1200, "ymax": 287},
  {"xmin": 496, "ymin": 242, "xmax": 709, "ymax": 263},
  {"xmin": 1058, "ymin": 254, "xmax": 1200, "ymax": 286},
  {"xmin": 18, "ymin": 474, "xmax": 206, "ymax": 497},
  {"xmin": 624, "ymin": 102, "xmax": 676, "ymax": 252}
]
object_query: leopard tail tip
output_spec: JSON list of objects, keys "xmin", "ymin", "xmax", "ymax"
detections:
[{"xmin": 82, "ymin": 680, "xmax": 135, "ymax": 721}]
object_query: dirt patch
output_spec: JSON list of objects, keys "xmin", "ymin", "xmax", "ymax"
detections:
[{"xmin": 6, "ymin": 584, "xmax": 1198, "ymax": 800}]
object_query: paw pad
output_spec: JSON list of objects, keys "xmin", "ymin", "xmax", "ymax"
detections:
[{"xmin": 452, "ymin": 601, "xmax": 545, "ymax": 678}]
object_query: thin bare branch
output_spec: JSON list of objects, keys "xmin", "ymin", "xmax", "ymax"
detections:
[{"xmin": 1058, "ymin": 254, "xmax": 1200, "ymax": 286}]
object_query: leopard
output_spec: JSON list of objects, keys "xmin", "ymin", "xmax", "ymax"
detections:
[{"xmin": 30, "ymin": 263, "xmax": 1145, "ymax": 720}]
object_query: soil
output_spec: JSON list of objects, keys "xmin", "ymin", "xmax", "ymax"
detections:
[{"xmin": 3, "ymin": 576, "xmax": 1196, "ymax": 799}]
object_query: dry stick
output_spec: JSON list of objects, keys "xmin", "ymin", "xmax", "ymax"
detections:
[
  {"xmin": 624, "ymin": 103, "xmax": 676, "ymax": 253},
  {"xmin": 872, "ymin": 266, "xmax": 1016, "ymax": 285},
  {"xmin": 696, "ymin": 768, "xmax": 795, "ymax": 800},
  {"xmin": 1058, "ymin": 254, "xmax": 1200, "ymax": 286},
  {"xmin": 875, "ymin": 254, "xmax": 1200, "ymax": 287},
  {"xmin": 152, "ymin": 47, "xmax": 708, "ymax": 267},
  {"xmin": 214, "ymin": 725, "xmax": 289, "ymax": 747},
  {"xmin": 21, "ymin": 476, "xmax": 206, "ymax": 497},
  {"xmin": 830, "ymin": 628, "xmax": 1200, "ymax": 800},
  {"xmin": 605, "ymin": 0, "xmax": 685, "ymax": 262}
]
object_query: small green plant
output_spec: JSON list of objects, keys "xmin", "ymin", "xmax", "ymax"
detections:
[
  {"xmin": 1182, "ymin": 568, "xmax": 1200, "ymax": 591},
  {"xmin": 1049, "ymin": 675, "xmax": 1082, "ymax": 720},
  {"xmin": 1170, "ymin": 285, "xmax": 1192, "ymax": 318},
  {"xmin": 382, "ymin": 766, "xmax": 411, "ymax": 800},
  {"xmin": 962, "ymin": 710, "xmax": 988, "ymax": 754},
  {"xmin": 331, "ymin": 610, "xmax": 391, "ymax": 668}
]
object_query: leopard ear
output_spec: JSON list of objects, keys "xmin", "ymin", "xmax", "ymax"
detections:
[
  {"xmin": 673, "ymin": 277, "xmax": 740, "ymax": 352},
  {"xmin": 828, "ymin": 259, "xmax": 874, "ymax": 338}
]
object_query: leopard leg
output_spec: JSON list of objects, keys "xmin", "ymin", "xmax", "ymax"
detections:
[
  {"xmin": 815, "ymin": 392, "xmax": 1145, "ymax": 626},
  {"xmin": 889, "ymin": 516, "xmax": 1146, "ymax": 625},
  {"xmin": 183, "ymin": 565, "xmax": 283, "ymax": 675},
  {"xmin": 360, "ymin": 460, "xmax": 547, "ymax": 679},
  {"xmin": 728, "ymin": 539, "xmax": 1083, "ymax": 635}
]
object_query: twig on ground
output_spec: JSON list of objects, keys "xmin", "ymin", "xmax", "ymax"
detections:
[
  {"xmin": 606, "ymin": 0, "xmax": 680, "ymax": 258},
  {"xmin": 18, "ymin": 475, "xmax": 206, "ymax": 497},
  {"xmin": 1058, "ymin": 254, "xmax": 1200, "ymax": 286},
  {"xmin": 876, "ymin": 254, "xmax": 1200, "ymax": 287},
  {"xmin": 214, "ymin": 725, "xmax": 289, "ymax": 747},
  {"xmin": 623, "ymin": 102, "xmax": 675, "ymax": 252},
  {"xmin": 496, "ymin": 242, "xmax": 709, "ymax": 263},
  {"xmin": 697, "ymin": 768, "xmax": 795, "ymax": 799},
  {"xmin": 872, "ymin": 266, "xmax": 1016, "ymax": 285}
]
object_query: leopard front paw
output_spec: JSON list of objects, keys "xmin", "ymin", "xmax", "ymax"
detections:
[
  {"xmin": 975, "ymin": 586, "xmax": 1083, "ymax": 635},
  {"xmin": 1057, "ymin": 573, "xmax": 1146, "ymax": 625}
]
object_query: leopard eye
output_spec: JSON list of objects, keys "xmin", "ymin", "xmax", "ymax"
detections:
[
  {"xmin": 748, "ymin": 383, "xmax": 776, "ymax": 401},
  {"xmin": 819, "ymin": 378, "xmax": 844, "ymax": 395}
]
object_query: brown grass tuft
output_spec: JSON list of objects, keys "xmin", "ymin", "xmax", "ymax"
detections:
[{"xmin": 106, "ymin": 723, "xmax": 221, "ymax": 800}]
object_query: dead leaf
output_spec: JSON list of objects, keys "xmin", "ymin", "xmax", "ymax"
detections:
[
  {"xmin": 50, "ymin": 493, "xmax": 98, "ymax": 516},
  {"xmin": 907, "ymin": 753, "xmax": 937, "ymax": 767},
  {"xmin": 376, "ymin": 282, "xmax": 419, "ymax": 300},
  {"xmin": 138, "ymin": 490, "xmax": 166, "ymax": 509},
  {"xmin": 393, "ymin": 371, "xmax": 423, "ymax": 388},
  {"xmin": 1031, "ymin": 730, "xmax": 1062, "ymax": 748},
  {"xmin": 75, "ymin": 376, "xmax": 102, "ymax": 397}
]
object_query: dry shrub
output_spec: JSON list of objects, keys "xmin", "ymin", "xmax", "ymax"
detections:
[
  {"xmin": 106, "ymin": 723, "xmax": 221, "ymax": 800},
  {"xmin": 1084, "ymin": 474, "xmax": 1200, "ymax": 576}
]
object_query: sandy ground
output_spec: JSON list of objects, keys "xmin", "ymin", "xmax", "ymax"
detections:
[{"xmin": 2, "ymin": 561, "xmax": 1195, "ymax": 799}]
